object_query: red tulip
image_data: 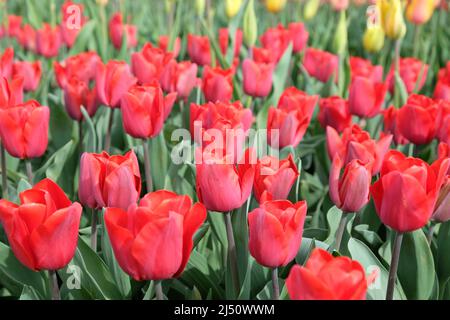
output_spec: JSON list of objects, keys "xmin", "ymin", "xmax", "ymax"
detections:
[
  {"xmin": 12, "ymin": 60, "xmax": 42, "ymax": 92},
  {"xmin": 131, "ymin": 43, "xmax": 173, "ymax": 85},
  {"xmin": 63, "ymin": 76, "xmax": 99, "ymax": 121},
  {"xmin": 242, "ymin": 58, "xmax": 274, "ymax": 98},
  {"xmin": 104, "ymin": 190, "xmax": 206, "ymax": 281},
  {"xmin": 158, "ymin": 35, "xmax": 181, "ymax": 58},
  {"xmin": 60, "ymin": 0, "xmax": 86, "ymax": 47},
  {"xmin": 330, "ymin": 155, "xmax": 372, "ymax": 212},
  {"xmin": 201, "ymin": 66, "xmax": 234, "ymax": 103},
  {"xmin": 96, "ymin": 60, "xmax": 137, "ymax": 108},
  {"xmin": 260, "ymin": 24, "xmax": 292, "ymax": 63},
  {"xmin": 121, "ymin": 82, "xmax": 177, "ymax": 139},
  {"xmin": 187, "ymin": 34, "xmax": 211, "ymax": 66},
  {"xmin": 17, "ymin": 24, "xmax": 37, "ymax": 52},
  {"xmin": 248, "ymin": 199, "xmax": 307, "ymax": 268},
  {"xmin": 0, "ymin": 47, "xmax": 13, "ymax": 79},
  {"xmin": 267, "ymin": 87, "xmax": 318, "ymax": 149},
  {"xmin": 0, "ymin": 178, "xmax": 82, "ymax": 271},
  {"xmin": 109, "ymin": 12, "xmax": 138, "ymax": 50},
  {"xmin": 318, "ymin": 96, "xmax": 352, "ymax": 132},
  {"xmin": 0, "ymin": 76, "xmax": 23, "ymax": 108},
  {"xmin": 387, "ymin": 57, "xmax": 429, "ymax": 94},
  {"xmin": 253, "ymin": 154, "xmax": 299, "ymax": 203},
  {"xmin": 219, "ymin": 28, "xmax": 243, "ymax": 57},
  {"xmin": 286, "ymin": 248, "xmax": 371, "ymax": 300},
  {"xmin": 6, "ymin": 15, "xmax": 22, "ymax": 38},
  {"xmin": 160, "ymin": 60, "xmax": 199, "ymax": 100},
  {"xmin": 371, "ymin": 150, "xmax": 449, "ymax": 232},
  {"xmin": 349, "ymin": 76, "xmax": 387, "ymax": 118},
  {"xmin": 431, "ymin": 143, "xmax": 450, "ymax": 222},
  {"xmin": 252, "ymin": 47, "xmax": 275, "ymax": 64},
  {"xmin": 288, "ymin": 22, "xmax": 309, "ymax": 53},
  {"xmin": 78, "ymin": 150, "xmax": 141, "ymax": 210},
  {"xmin": 36, "ymin": 23, "xmax": 62, "ymax": 58},
  {"xmin": 304, "ymin": 48, "xmax": 339, "ymax": 83},
  {"xmin": 349, "ymin": 56, "xmax": 383, "ymax": 83},
  {"xmin": 196, "ymin": 148, "xmax": 255, "ymax": 212},
  {"xmin": 0, "ymin": 100, "xmax": 49, "ymax": 159},
  {"xmin": 383, "ymin": 106, "xmax": 409, "ymax": 145},
  {"xmin": 54, "ymin": 52, "xmax": 101, "ymax": 88},
  {"xmin": 436, "ymin": 100, "xmax": 450, "ymax": 145},
  {"xmin": 326, "ymin": 124, "xmax": 393, "ymax": 175},
  {"xmin": 434, "ymin": 62, "xmax": 450, "ymax": 101},
  {"xmin": 397, "ymin": 94, "xmax": 438, "ymax": 145}
]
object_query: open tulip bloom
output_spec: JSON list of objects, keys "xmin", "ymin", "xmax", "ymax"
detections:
[{"xmin": 0, "ymin": 0, "xmax": 450, "ymax": 304}]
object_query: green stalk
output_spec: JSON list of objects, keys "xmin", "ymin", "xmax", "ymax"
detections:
[{"xmin": 386, "ymin": 232, "xmax": 404, "ymax": 300}]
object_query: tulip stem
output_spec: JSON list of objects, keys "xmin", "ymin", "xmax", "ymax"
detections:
[
  {"xmin": 78, "ymin": 120, "xmax": 84, "ymax": 156},
  {"xmin": 90, "ymin": 209, "xmax": 98, "ymax": 251},
  {"xmin": 1, "ymin": 143, "xmax": 8, "ymax": 199},
  {"xmin": 25, "ymin": 160, "xmax": 33, "ymax": 185},
  {"xmin": 104, "ymin": 109, "xmax": 114, "ymax": 153},
  {"xmin": 49, "ymin": 270, "xmax": 60, "ymax": 300},
  {"xmin": 154, "ymin": 280, "xmax": 164, "ymax": 300},
  {"xmin": 271, "ymin": 268, "xmax": 280, "ymax": 300},
  {"xmin": 427, "ymin": 223, "xmax": 436, "ymax": 245},
  {"xmin": 142, "ymin": 139, "xmax": 153, "ymax": 193},
  {"xmin": 225, "ymin": 211, "xmax": 240, "ymax": 297},
  {"xmin": 386, "ymin": 232, "xmax": 404, "ymax": 300},
  {"xmin": 333, "ymin": 212, "xmax": 348, "ymax": 252}
]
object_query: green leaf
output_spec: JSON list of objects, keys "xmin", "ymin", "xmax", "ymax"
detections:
[
  {"xmin": 19, "ymin": 285, "xmax": 42, "ymax": 300},
  {"xmin": 348, "ymin": 238, "xmax": 406, "ymax": 300},
  {"xmin": 324, "ymin": 206, "xmax": 343, "ymax": 245},
  {"xmin": 437, "ymin": 220, "xmax": 450, "ymax": 285},
  {"xmin": 148, "ymin": 133, "xmax": 169, "ymax": 191},
  {"xmin": 397, "ymin": 230, "xmax": 435, "ymax": 300},
  {"xmin": 34, "ymin": 140, "xmax": 75, "ymax": 183},
  {"xmin": 80, "ymin": 107, "xmax": 98, "ymax": 153},
  {"xmin": 68, "ymin": 20, "xmax": 97, "ymax": 56}
]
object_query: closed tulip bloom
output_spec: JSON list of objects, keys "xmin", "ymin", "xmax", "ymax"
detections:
[
  {"xmin": 326, "ymin": 124, "xmax": 393, "ymax": 175},
  {"xmin": 371, "ymin": 150, "xmax": 449, "ymax": 232},
  {"xmin": 12, "ymin": 60, "xmax": 41, "ymax": 92},
  {"xmin": 6, "ymin": 15, "xmax": 22, "ymax": 38},
  {"xmin": 196, "ymin": 148, "xmax": 255, "ymax": 212},
  {"xmin": 187, "ymin": 34, "xmax": 211, "ymax": 66},
  {"xmin": 0, "ymin": 100, "xmax": 49, "ymax": 159},
  {"xmin": 63, "ymin": 77, "xmax": 99, "ymax": 121},
  {"xmin": 397, "ymin": 94, "xmax": 438, "ymax": 145},
  {"xmin": 158, "ymin": 35, "xmax": 181, "ymax": 58},
  {"xmin": 431, "ymin": 146, "xmax": 450, "ymax": 222},
  {"xmin": 434, "ymin": 62, "xmax": 450, "ymax": 101},
  {"xmin": 160, "ymin": 60, "xmax": 198, "ymax": 100},
  {"xmin": 104, "ymin": 190, "xmax": 206, "ymax": 281},
  {"xmin": 96, "ymin": 60, "xmax": 137, "ymax": 108},
  {"xmin": 436, "ymin": 100, "xmax": 450, "ymax": 145},
  {"xmin": 363, "ymin": 24, "xmax": 385, "ymax": 53},
  {"xmin": 36, "ymin": 23, "xmax": 62, "ymax": 58},
  {"xmin": 286, "ymin": 248, "xmax": 371, "ymax": 300},
  {"xmin": 0, "ymin": 76, "xmax": 23, "ymax": 108},
  {"xmin": 109, "ymin": 12, "xmax": 138, "ymax": 49},
  {"xmin": 202, "ymin": 66, "xmax": 234, "ymax": 103},
  {"xmin": 0, "ymin": 178, "xmax": 82, "ymax": 271},
  {"xmin": 252, "ymin": 47, "xmax": 275, "ymax": 64},
  {"xmin": 349, "ymin": 76, "xmax": 387, "ymax": 118},
  {"xmin": 54, "ymin": 52, "xmax": 101, "ymax": 88},
  {"xmin": 260, "ymin": 24, "xmax": 291, "ymax": 63},
  {"xmin": 219, "ymin": 28, "xmax": 243, "ymax": 58},
  {"xmin": 131, "ymin": 43, "xmax": 173, "ymax": 85},
  {"xmin": 349, "ymin": 56, "xmax": 383, "ymax": 84},
  {"xmin": 121, "ymin": 83, "xmax": 177, "ymax": 139},
  {"xmin": 267, "ymin": 88, "xmax": 318, "ymax": 149},
  {"xmin": 330, "ymin": 156, "xmax": 372, "ymax": 212},
  {"xmin": 253, "ymin": 154, "xmax": 299, "ymax": 203},
  {"xmin": 0, "ymin": 47, "xmax": 13, "ymax": 79},
  {"xmin": 406, "ymin": 0, "xmax": 435, "ymax": 25},
  {"xmin": 78, "ymin": 150, "xmax": 141, "ymax": 210},
  {"xmin": 249, "ymin": 199, "xmax": 307, "ymax": 268},
  {"xmin": 17, "ymin": 24, "xmax": 37, "ymax": 52},
  {"xmin": 226, "ymin": 0, "xmax": 244, "ymax": 18},
  {"xmin": 383, "ymin": 106, "xmax": 409, "ymax": 145},
  {"xmin": 288, "ymin": 22, "xmax": 309, "ymax": 53},
  {"xmin": 304, "ymin": 48, "xmax": 339, "ymax": 83},
  {"xmin": 265, "ymin": 0, "xmax": 287, "ymax": 13},
  {"xmin": 387, "ymin": 57, "xmax": 429, "ymax": 94},
  {"xmin": 318, "ymin": 96, "xmax": 352, "ymax": 132},
  {"xmin": 242, "ymin": 58, "xmax": 275, "ymax": 98},
  {"xmin": 378, "ymin": 0, "xmax": 406, "ymax": 40}
]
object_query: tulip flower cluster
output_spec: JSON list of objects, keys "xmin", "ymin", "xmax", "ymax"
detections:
[{"xmin": 0, "ymin": 0, "xmax": 448, "ymax": 304}]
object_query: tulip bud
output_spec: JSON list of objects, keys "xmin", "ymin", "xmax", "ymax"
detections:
[
  {"xmin": 363, "ymin": 25, "xmax": 385, "ymax": 52},
  {"xmin": 195, "ymin": 0, "xmax": 206, "ymax": 17},
  {"xmin": 243, "ymin": 0, "xmax": 258, "ymax": 48},
  {"xmin": 265, "ymin": 0, "xmax": 287, "ymax": 13},
  {"xmin": 406, "ymin": 0, "xmax": 435, "ymax": 24},
  {"xmin": 378, "ymin": 0, "xmax": 406, "ymax": 40},
  {"xmin": 225, "ymin": 0, "xmax": 243, "ymax": 18},
  {"xmin": 303, "ymin": 0, "xmax": 320, "ymax": 21},
  {"xmin": 332, "ymin": 10, "xmax": 348, "ymax": 54}
]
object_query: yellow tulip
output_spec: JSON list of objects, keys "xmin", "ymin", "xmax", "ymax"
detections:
[
  {"xmin": 226, "ymin": 0, "xmax": 243, "ymax": 18},
  {"xmin": 363, "ymin": 25, "xmax": 385, "ymax": 52},
  {"xmin": 303, "ymin": 0, "xmax": 320, "ymax": 20},
  {"xmin": 406, "ymin": 0, "xmax": 435, "ymax": 25},
  {"xmin": 265, "ymin": 0, "xmax": 287, "ymax": 13},
  {"xmin": 196, "ymin": 0, "xmax": 206, "ymax": 17},
  {"xmin": 378, "ymin": 0, "xmax": 406, "ymax": 40}
]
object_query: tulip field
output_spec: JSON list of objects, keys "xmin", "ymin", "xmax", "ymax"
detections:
[{"xmin": 0, "ymin": 0, "xmax": 449, "ymax": 303}]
